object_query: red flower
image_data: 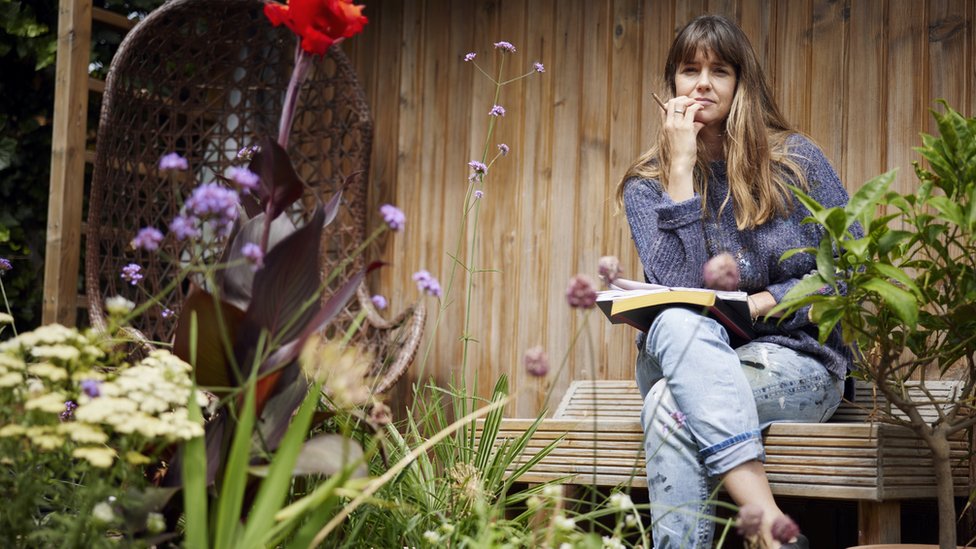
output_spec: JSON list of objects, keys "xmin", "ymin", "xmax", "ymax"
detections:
[{"xmin": 264, "ymin": 0, "xmax": 368, "ymax": 55}]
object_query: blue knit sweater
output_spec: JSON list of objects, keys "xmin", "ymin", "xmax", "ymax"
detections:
[{"xmin": 622, "ymin": 134, "xmax": 859, "ymax": 380}]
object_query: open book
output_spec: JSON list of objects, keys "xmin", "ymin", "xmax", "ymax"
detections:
[{"xmin": 596, "ymin": 278, "xmax": 755, "ymax": 343}]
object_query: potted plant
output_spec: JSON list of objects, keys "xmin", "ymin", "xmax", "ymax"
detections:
[{"xmin": 776, "ymin": 103, "xmax": 976, "ymax": 549}]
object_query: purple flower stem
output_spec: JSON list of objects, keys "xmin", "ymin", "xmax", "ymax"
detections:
[{"xmin": 278, "ymin": 42, "xmax": 315, "ymax": 150}]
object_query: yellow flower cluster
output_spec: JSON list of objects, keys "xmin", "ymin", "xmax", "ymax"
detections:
[{"xmin": 0, "ymin": 324, "xmax": 205, "ymax": 468}]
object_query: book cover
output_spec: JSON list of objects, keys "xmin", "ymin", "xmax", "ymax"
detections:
[{"xmin": 596, "ymin": 280, "xmax": 755, "ymax": 343}]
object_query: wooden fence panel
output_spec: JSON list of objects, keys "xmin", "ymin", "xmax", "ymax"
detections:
[{"xmin": 337, "ymin": 0, "xmax": 976, "ymax": 416}]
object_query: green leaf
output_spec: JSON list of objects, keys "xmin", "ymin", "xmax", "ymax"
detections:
[
  {"xmin": 823, "ymin": 208, "xmax": 848, "ymax": 241},
  {"xmin": 842, "ymin": 236, "xmax": 871, "ymax": 262},
  {"xmin": 0, "ymin": 137, "xmax": 16, "ymax": 171},
  {"xmin": 862, "ymin": 278, "xmax": 919, "ymax": 329},
  {"xmin": 214, "ymin": 378, "xmax": 258, "ymax": 549},
  {"xmin": 241, "ymin": 383, "xmax": 321, "ymax": 548},
  {"xmin": 869, "ymin": 263, "xmax": 921, "ymax": 297},
  {"xmin": 816, "ymin": 238, "xmax": 837, "ymax": 290},
  {"xmin": 779, "ymin": 247, "xmax": 817, "ymax": 263},
  {"xmin": 928, "ymin": 195, "xmax": 965, "ymax": 226},
  {"xmin": 771, "ymin": 274, "xmax": 830, "ymax": 318},
  {"xmin": 846, "ymin": 170, "xmax": 894, "ymax": 227},
  {"xmin": 182, "ymin": 315, "xmax": 209, "ymax": 549},
  {"xmin": 810, "ymin": 301, "xmax": 845, "ymax": 343}
]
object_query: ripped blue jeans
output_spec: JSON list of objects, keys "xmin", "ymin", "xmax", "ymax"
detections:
[{"xmin": 636, "ymin": 308, "xmax": 843, "ymax": 549}]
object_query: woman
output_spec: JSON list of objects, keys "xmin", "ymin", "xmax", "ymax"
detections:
[{"xmin": 617, "ymin": 14, "xmax": 858, "ymax": 549}]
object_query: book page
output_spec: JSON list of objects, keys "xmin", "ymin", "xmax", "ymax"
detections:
[{"xmin": 605, "ymin": 278, "xmax": 747, "ymax": 301}]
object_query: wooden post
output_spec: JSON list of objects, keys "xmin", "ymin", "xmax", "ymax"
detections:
[
  {"xmin": 857, "ymin": 500, "xmax": 901, "ymax": 545},
  {"xmin": 44, "ymin": 0, "xmax": 92, "ymax": 326}
]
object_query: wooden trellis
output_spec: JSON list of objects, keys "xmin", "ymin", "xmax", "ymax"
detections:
[{"xmin": 44, "ymin": 0, "xmax": 134, "ymax": 326}]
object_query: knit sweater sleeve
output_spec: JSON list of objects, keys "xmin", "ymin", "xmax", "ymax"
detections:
[
  {"xmin": 622, "ymin": 178, "xmax": 708, "ymax": 287},
  {"xmin": 766, "ymin": 135, "xmax": 863, "ymax": 330}
]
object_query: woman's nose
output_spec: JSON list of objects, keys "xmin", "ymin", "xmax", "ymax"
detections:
[{"xmin": 696, "ymin": 72, "xmax": 712, "ymax": 90}]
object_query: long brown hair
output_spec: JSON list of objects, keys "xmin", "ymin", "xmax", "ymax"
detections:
[{"xmin": 616, "ymin": 14, "xmax": 807, "ymax": 230}]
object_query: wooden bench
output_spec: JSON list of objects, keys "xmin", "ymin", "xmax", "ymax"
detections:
[{"xmin": 494, "ymin": 380, "xmax": 971, "ymax": 545}]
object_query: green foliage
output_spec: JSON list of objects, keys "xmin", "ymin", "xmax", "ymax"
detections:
[
  {"xmin": 0, "ymin": 322, "xmax": 197, "ymax": 547},
  {"xmin": 0, "ymin": 0, "xmax": 58, "ymax": 330},
  {"xmin": 777, "ymin": 104, "xmax": 976, "ymax": 385},
  {"xmin": 0, "ymin": 0, "xmax": 166, "ymax": 333},
  {"xmin": 775, "ymin": 104, "xmax": 976, "ymax": 547},
  {"xmin": 334, "ymin": 377, "xmax": 572, "ymax": 548}
]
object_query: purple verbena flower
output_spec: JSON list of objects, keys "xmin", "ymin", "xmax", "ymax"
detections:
[
  {"xmin": 168, "ymin": 215, "xmax": 200, "ymax": 241},
  {"xmin": 463, "ymin": 52, "xmax": 476, "ymax": 62},
  {"xmin": 703, "ymin": 252, "xmax": 740, "ymax": 291},
  {"xmin": 121, "ymin": 263, "xmax": 143, "ymax": 286},
  {"xmin": 161, "ymin": 308, "xmax": 174, "ymax": 319},
  {"xmin": 474, "ymin": 190, "xmax": 484, "ymax": 200},
  {"xmin": 0, "ymin": 257, "xmax": 11, "ymax": 273},
  {"xmin": 771, "ymin": 515, "xmax": 800, "ymax": 543},
  {"xmin": 493, "ymin": 41, "xmax": 516, "ymax": 53},
  {"xmin": 380, "ymin": 204, "xmax": 406, "ymax": 231},
  {"xmin": 241, "ymin": 242, "xmax": 264, "ymax": 270},
  {"xmin": 565, "ymin": 274, "xmax": 597, "ymax": 309},
  {"xmin": 533, "ymin": 61, "xmax": 545, "ymax": 73},
  {"xmin": 412, "ymin": 270, "xmax": 442, "ymax": 298},
  {"xmin": 735, "ymin": 504, "xmax": 764, "ymax": 538},
  {"xmin": 80, "ymin": 379, "xmax": 101, "ymax": 399},
  {"xmin": 60, "ymin": 400, "xmax": 77, "ymax": 421},
  {"xmin": 523, "ymin": 346, "xmax": 549, "ymax": 377},
  {"xmin": 158, "ymin": 152, "xmax": 189, "ymax": 171},
  {"xmin": 468, "ymin": 160, "xmax": 488, "ymax": 181},
  {"xmin": 371, "ymin": 294, "xmax": 387, "ymax": 310},
  {"xmin": 184, "ymin": 183, "xmax": 240, "ymax": 236},
  {"xmin": 670, "ymin": 410, "xmax": 687, "ymax": 429},
  {"xmin": 227, "ymin": 166, "xmax": 260, "ymax": 192},
  {"xmin": 489, "ymin": 105, "xmax": 506, "ymax": 117},
  {"xmin": 497, "ymin": 143, "xmax": 510, "ymax": 156},
  {"xmin": 131, "ymin": 227, "xmax": 164, "ymax": 251}
]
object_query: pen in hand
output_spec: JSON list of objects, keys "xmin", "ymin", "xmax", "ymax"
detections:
[{"xmin": 652, "ymin": 92, "xmax": 668, "ymax": 112}]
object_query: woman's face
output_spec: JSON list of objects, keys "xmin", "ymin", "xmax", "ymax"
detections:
[{"xmin": 674, "ymin": 49, "xmax": 737, "ymax": 128}]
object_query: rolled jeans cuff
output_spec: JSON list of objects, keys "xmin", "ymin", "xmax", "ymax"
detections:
[{"xmin": 700, "ymin": 429, "xmax": 765, "ymax": 476}]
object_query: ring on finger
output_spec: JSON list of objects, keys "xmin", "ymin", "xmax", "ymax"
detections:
[{"xmin": 674, "ymin": 108, "xmax": 685, "ymax": 114}]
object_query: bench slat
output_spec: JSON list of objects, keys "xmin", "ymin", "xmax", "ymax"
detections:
[{"xmin": 488, "ymin": 379, "xmax": 970, "ymax": 503}]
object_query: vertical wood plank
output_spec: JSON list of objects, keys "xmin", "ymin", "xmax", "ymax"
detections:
[
  {"xmin": 738, "ymin": 0, "xmax": 771, "ymax": 73},
  {"xmin": 423, "ymin": 0, "xmax": 473, "ymax": 385},
  {"xmin": 471, "ymin": 0, "xmax": 526, "ymax": 401},
  {"xmin": 44, "ymin": 0, "xmax": 93, "ymax": 326},
  {"xmin": 606, "ymin": 0, "xmax": 644, "ymax": 382},
  {"xmin": 887, "ymin": 0, "xmax": 927, "ymax": 196},
  {"xmin": 808, "ymin": 0, "xmax": 848, "ymax": 173},
  {"xmin": 928, "ymin": 0, "xmax": 971, "ymax": 125},
  {"xmin": 512, "ymin": 0, "xmax": 556, "ymax": 415},
  {"xmin": 844, "ymin": 0, "xmax": 886, "ymax": 193},
  {"xmin": 706, "ymin": 0, "xmax": 738, "ymax": 19},
  {"xmin": 391, "ymin": 0, "xmax": 429, "ymax": 381},
  {"xmin": 544, "ymin": 1, "xmax": 583, "ymax": 404},
  {"xmin": 857, "ymin": 500, "xmax": 902, "ymax": 544},
  {"xmin": 770, "ymin": 0, "xmax": 812, "ymax": 132},
  {"xmin": 675, "ymin": 0, "xmax": 709, "ymax": 29},
  {"xmin": 641, "ymin": 0, "xmax": 675, "ymax": 149},
  {"xmin": 575, "ymin": 0, "xmax": 612, "ymax": 385}
]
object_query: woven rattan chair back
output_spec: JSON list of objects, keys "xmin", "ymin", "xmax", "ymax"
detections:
[{"xmin": 86, "ymin": 0, "xmax": 423, "ymax": 392}]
